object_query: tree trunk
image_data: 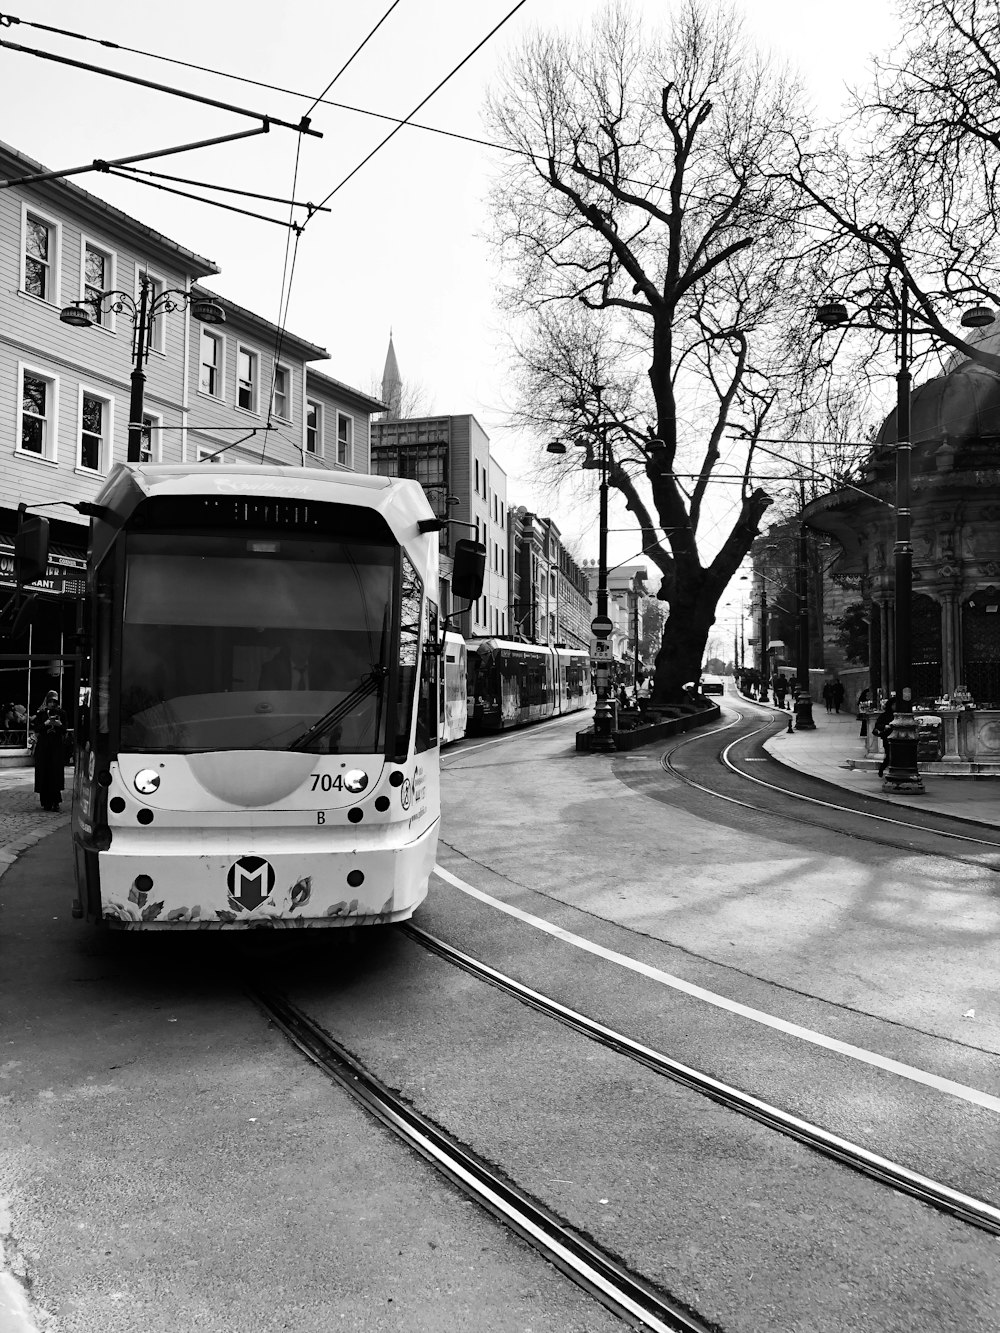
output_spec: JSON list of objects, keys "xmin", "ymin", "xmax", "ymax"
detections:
[{"xmin": 651, "ymin": 594, "xmax": 718, "ymax": 703}]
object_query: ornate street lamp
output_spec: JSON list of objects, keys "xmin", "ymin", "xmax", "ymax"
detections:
[
  {"xmin": 546, "ymin": 386, "xmax": 615, "ymax": 750},
  {"xmin": 815, "ymin": 291, "xmax": 925, "ymax": 790},
  {"xmin": 61, "ymin": 276, "xmax": 225, "ymax": 462}
]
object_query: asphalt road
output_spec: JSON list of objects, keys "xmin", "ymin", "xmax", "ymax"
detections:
[{"xmin": 2, "ymin": 708, "xmax": 999, "ymax": 1331}]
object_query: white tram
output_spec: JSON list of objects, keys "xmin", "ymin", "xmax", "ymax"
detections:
[
  {"xmin": 439, "ymin": 630, "xmax": 468, "ymax": 744},
  {"xmin": 67, "ymin": 463, "xmax": 483, "ymax": 929}
]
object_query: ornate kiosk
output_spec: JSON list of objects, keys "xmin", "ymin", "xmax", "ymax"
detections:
[{"xmin": 805, "ymin": 350, "xmax": 1000, "ymax": 776}]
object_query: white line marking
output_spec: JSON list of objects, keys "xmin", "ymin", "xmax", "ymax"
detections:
[{"xmin": 432, "ymin": 864, "xmax": 1000, "ymax": 1114}]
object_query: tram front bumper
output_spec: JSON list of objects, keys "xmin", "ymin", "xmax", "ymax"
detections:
[{"xmin": 89, "ymin": 819, "xmax": 440, "ymax": 928}]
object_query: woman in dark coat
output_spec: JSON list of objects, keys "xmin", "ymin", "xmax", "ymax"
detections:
[{"xmin": 32, "ymin": 689, "xmax": 68, "ymax": 811}]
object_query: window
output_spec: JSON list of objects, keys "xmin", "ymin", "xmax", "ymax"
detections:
[
  {"xmin": 475, "ymin": 460, "xmax": 480, "ymax": 493},
  {"xmin": 237, "ymin": 347, "xmax": 258, "ymax": 412},
  {"xmin": 306, "ymin": 400, "xmax": 322, "ymax": 455},
  {"xmin": 23, "ymin": 210, "xmax": 58, "ymax": 301},
  {"xmin": 337, "ymin": 412, "xmax": 353, "ymax": 466},
  {"xmin": 140, "ymin": 413, "xmax": 161, "ymax": 464},
  {"xmin": 83, "ymin": 242, "xmax": 113, "ymax": 327},
  {"xmin": 197, "ymin": 446, "xmax": 226, "ymax": 464},
  {"xmin": 138, "ymin": 271, "xmax": 165, "ymax": 353},
  {"xmin": 272, "ymin": 364, "xmax": 290, "ymax": 419},
  {"xmin": 78, "ymin": 390, "xmax": 112, "ymax": 473},
  {"xmin": 19, "ymin": 369, "xmax": 57, "ymax": 460},
  {"xmin": 200, "ymin": 329, "xmax": 222, "ymax": 397}
]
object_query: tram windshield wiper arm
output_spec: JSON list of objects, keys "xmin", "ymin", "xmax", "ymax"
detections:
[{"xmin": 287, "ymin": 665, "xmax": 387, "ymax": 752}]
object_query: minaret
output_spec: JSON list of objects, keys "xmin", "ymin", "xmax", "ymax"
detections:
[{"xmin": 382, "ymin": 331, "xmax": 402, "ymax": 419}]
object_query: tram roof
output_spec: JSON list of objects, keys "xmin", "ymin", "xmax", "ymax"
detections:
[
  {"xmin": 88, "ymin": 463, "xmax": 433, "ymax": 568},
  {"xmin": 103, "ymin": 462, "xmax": 396, "ymax": 499}
]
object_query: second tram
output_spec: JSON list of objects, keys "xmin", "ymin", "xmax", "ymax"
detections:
[{"xmin": 465, "ymin": 638, "xmax": 595, "ymax": 733}]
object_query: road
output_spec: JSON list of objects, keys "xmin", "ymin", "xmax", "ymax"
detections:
[{"xmin": 1, "ymin": 699, "xmax": 999, "ymax": 1331}]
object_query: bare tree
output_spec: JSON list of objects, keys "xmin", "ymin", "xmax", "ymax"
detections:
[
  {"xmin": 785, "ymin": 0, "xmax": 1000, "ymax": 381},
  {"xmin": 368, "ymin": 373, "xmax": 436, "ymax": 421},
  {"xmin": 485, "ymin": 0, "xmax": 813, "ymax": 701}
]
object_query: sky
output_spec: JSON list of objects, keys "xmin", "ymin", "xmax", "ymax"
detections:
[{"xmin": 0, "ymin": 0, "xmax": 902, "ymax": 607}]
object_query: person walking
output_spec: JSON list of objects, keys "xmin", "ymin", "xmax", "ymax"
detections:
[
  {"xmin": 831, "ymin": 678, "xmax": 846, "ymax": 714},
  {"xmin": 821, "ymin": 680, "xmax": 834, "ymax": 713},
  {"xmin": 872, "ymin": 695, "xmax": 896, "ymax": 778},
  {"xmin": 774, "ymin": 675, "xmax": 788, "ymax": 709},
  {"xmin": 32, "ymin": 689, "xmax": 68, "ymax": 811}
]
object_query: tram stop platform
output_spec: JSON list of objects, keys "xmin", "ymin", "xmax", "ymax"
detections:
[{"xmin": 746, "ymin": 694, "xmax": 999, "ymax": 828}]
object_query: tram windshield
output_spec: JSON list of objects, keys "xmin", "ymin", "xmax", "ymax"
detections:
[{"xmin": 118, "ymin": 533, "xmax": 395, "ymax": 753}]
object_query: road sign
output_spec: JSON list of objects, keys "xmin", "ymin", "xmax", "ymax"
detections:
[
  {"xmin": 591, "ymin": 615, "xmax": 613, "ymax": 636},
  {"xmin": 594, "ymin": 639, "xmax": 613, "ymax": 658}
]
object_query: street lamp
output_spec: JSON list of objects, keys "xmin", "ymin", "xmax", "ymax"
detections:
[
  {"xmin": 547, "ymin": 385, "xmax": 614, "ymax": 750},
  {"xmin": 61, "ymin": 276, "xmax": 225, "ymax": 463},
  {"xmin": 812, "ymin": 290, "xmax": 995, "ymax": 790}
]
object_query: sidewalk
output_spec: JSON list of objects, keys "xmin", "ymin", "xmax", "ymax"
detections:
[
  {"xmin": 747, "ymin": 694, "xmax": 999, "ymax": 828},
  {"xmin": 0, "ymin": 768, "xmax": 70, "ymax": 883}
]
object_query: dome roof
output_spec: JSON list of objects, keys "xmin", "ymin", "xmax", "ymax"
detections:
[{"xmin": 876, "ymin": 362, "xmax": 1000, "ymax": 449}]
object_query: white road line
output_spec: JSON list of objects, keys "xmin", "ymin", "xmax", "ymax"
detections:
[{"xmin": 432, "ymin": 865, "xmax": 1000, "ymax": 1114}]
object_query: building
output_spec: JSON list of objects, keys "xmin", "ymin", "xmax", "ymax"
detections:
[
  {"xmin": 803, "ymin": 344, "xmax": 1000, "ymax": 766},
  {"xmin": 580, "ymin": 558, "xmax": 646, "ymax": 678},
  {"xmin": 0, "ymin": 137, "xmax": 384, "ymax": 725},
  {"xmin": 509, "ymin": 510, "xmax": 592, "ymax": 649},
  {"xmin": 370, "ymin": 413, "xmax": 509, "ymax": 636}
]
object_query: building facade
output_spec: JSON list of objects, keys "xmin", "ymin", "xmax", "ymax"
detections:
[
  {"xmin": 509, "ymin": 510, "xmax": 592, "ymax": 650},
  {"xmin": 0, "ymin": 137, "xmax": 383, "ymax": 726},
  {"xmin": 804, "ymin": 354, "xmax": 1000, "ymax": 708},
  {"xmin": 370, "ymin": 413, "xmax": 509, "ymax": 637}
]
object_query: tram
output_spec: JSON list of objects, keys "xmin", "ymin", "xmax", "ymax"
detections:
[
  {"xmin": 58, "ymin": 463, "xmax": 483, "ymax": 930},
  {"xmin": 439, "ymin": 630, "xmax": 468, "ymax": 744},
  {"xmin": 465, "ymin": 637, "xmax": 595, "ymax": 732}
]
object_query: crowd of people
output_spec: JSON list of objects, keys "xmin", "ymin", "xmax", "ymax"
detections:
[{"xmin": 735, "ymin": 668, "xmax": 800, "ymax": 707}]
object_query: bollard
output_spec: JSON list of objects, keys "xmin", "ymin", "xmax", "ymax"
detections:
[
  {"xmin": 882, "ymin": 713, "xmax": 925, "ymax": 793},
  {"xmin": 793, "ymin": 688, "xmax": 816, "ymax": 731}
]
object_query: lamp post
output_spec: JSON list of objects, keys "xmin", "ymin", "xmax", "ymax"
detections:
[
  {"xmin": 61, "ymin": 276, "xmax": 225, "ymax": 463},
  {"xmin": 793, "ymin": 509, "xmax": 816, "ymax": 730},
  {"xmin": 816, "ymin": 291, "xmax": 926, "ymax": 788},
  {"xmin": 546, "ymin": 385, "xmax": 615, "ymax": 750}
]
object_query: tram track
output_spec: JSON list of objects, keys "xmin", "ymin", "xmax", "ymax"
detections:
[
  {"xmin": 658, "ymin": 706, "xmax": 1000, "ymax": 868},
  {"xmin": 245, "ymin": 711, "xmax": 1000, "ymax": 1330},
  {"xmin": 249, "ymin": 984, "xmax": 717, "ymax": 1333},
  {"xmin": 398, "ymin": 924, "xmax": 1000, "ymax": 1237}
]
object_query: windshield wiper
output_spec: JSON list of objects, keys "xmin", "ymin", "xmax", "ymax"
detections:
[{"xmin": 288, "ymin": 665, "xmax": 387, "ymax": 752}]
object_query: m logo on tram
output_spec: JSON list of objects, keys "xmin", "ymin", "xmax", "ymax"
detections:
[{"xmin": 227, "ymin": 856, "xmax": 276, "ymax": 909}]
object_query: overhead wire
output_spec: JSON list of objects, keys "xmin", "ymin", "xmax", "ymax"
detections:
[
  {"xmin": 249, "ymin": 0, "xmax": 410, "ymax": 465},
  {"xmin": 308, "ymin": 0, "xmax": 529, "ymax": 213},
  {"xmin": 2, "ymin": 6, "xmax": 982, "ymax": 288}
]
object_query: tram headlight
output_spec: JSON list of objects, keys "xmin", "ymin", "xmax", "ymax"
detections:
[
  {"xmin": 134, "ymin": 769, "xmax": 161, "ymax": 796},
  {"xmin": 343, "ymin": 770, "xmax": 368, "ymax": 794}
]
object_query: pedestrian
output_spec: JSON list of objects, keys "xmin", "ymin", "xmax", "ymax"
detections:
[
  {"xmin": 32, "ymin": 689, "xmax": 68, "ymax": 812},
  {"xmin": 872, "ymin": 695, "xmax": 896, "ymax": 777},
  {"xmin": 831, "ymin": 678, "xmax": 845, "ymax": 714},
  {"xmin": 774, "ymin": 676, "xmax": 788, "ymax": 709},
  {"xmin": 856, "ymin": 687, "xmax": 872, "ymax": 737},
  {"xmin": 822, "ymin": 680, "xmax": 834, "ymax": 713}
]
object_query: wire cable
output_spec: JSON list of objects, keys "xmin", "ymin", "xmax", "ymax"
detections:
[
  {"xmin": 302, "ymin": 0, "xmax": 405, "ymax": 120},
  {"xmin": 310, "ymin": 0, "xmax": 529, "ymax": 213}
]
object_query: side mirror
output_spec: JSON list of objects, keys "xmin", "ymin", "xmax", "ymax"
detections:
[
  {"xmin": 14, "ymin": 514, "xmax": 49, "ymax": 585},
  {"xmin": 452, "ymin": 538, "xmax": 486, "ymax": 602}
]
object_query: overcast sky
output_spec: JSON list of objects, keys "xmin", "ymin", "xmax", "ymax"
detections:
[{"xmin": 2, "ymin": 0, "xmax": 900, "ymax": 585}]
